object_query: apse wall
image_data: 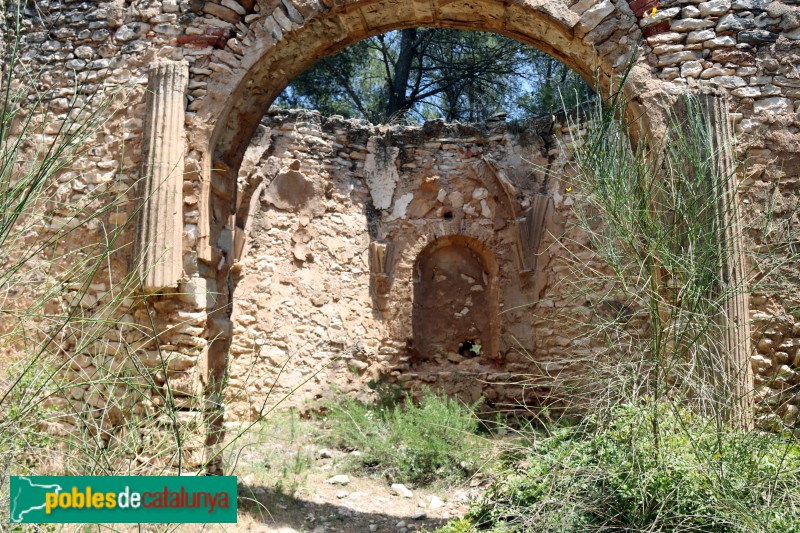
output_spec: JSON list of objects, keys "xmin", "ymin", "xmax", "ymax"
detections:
[{"xmin": 225, "ymin": 110, "xmax": 641, "ymax": 421}]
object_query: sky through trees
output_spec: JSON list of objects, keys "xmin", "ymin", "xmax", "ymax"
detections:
[{"xmin": 273, "ymin": 28, "xmax": 594, "ymax": 124}]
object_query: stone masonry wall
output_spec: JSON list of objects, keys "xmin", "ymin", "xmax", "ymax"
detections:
[
  {"xmin": 4, "ymin": 0, "xmax": 800, "ymax": 469},
  {"xmin": 224, "ymin": 110, "xmax": 800, "ymax": 432},
  {"xmin": 226, "ymin": 111, "xmax": 611, "ymax": 421}
]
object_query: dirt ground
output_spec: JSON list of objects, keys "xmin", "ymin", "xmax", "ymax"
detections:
[
  {"xmin": 224, "ymin": 413, "xmax": 490, "ymax": 533},
  {"xmin": 235, "ymin": 468, "xmax": 482, "ymax": 532}
]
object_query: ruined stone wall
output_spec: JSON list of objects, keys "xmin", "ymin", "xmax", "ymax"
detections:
[
  {"xmin": 225, "ymin": 111, "xmax": 612, "ymax": 422},
  {"xmin": 224, "ymin": 110, "xmax": 800, "ymax": 430},
  {"xmin": 4, "ymin": 0, "xmax": 799, "ymax": 469}
]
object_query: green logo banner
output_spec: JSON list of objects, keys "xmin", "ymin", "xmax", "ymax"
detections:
[{"xmin": 9, "ymin": 476, "xmax": 237, "ymax": 524}]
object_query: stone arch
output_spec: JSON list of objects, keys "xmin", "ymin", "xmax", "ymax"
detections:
[
  {"xmin": 6, "ymin": 0, "xmax": 797, "ymax": 475},
  {"xmin": 412, "ymin": 234, "xmax": 501, "ymax": 364},
  {"xmin": 193, "ymin": 1, "xmax": 670, "ymax": 267},
  {"xmin": 199, "ymin": 1, "xmax": 653, "ymax": 172},
  {"xmin": 190, "ymin": 0, "xmax": 673, "ymax": 456}
]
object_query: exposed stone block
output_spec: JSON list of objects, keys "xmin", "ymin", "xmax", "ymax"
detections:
[
  {"xmin": 640, "ymin": 7, "xmax": 680, "ymax": 28},
  {"xmin": 203, "ymin": 2, "xmax": 243, "ymax": 24},
  {"xmin": 179, "ymin": 277, "xmax": 218, "ymax": 310},
  {"xmin": 264, "ymin": 169, "xmax": 316, "ymax": 212},
  {"xmin": 114, "ymin": 22, "xmax": 149, "ymax": 42},
  {"xmin": 753, "ymin": 96, "xmax": 793, "ymax": 113},
  {"xmin": 716, "ymin": 13, "xmax": 754, "ymax": 31},
  {"xmin": 681, "ymin": 60, "xmax": 704, "ymax": 77},
  {"xmin": 732, "ymin": 85, "xmax": 762, "ymax": 96},
  {"xmin": 657, "ymin": 49, "xmax": 702, "ymax": 65},
  {"xmin": 577, "ymin": 0, "xmax": 616, "ymax": 36},
  {"xmin": 699, "ymin": 0, "xmax": 732, "ymax": 16},
  {"xmin": 737, "ymin": 29, "xmax": 780, "ymax": 42},
  {"xmin": 672, "ymin": 18, "xmax": 716, "ymax": 31},
  {"xmin": 687, "ymin": 29, "xmax": 716, "ymax": 42},
  {"xmin": 365, "ymin": 136, "xmax": 400, "ymax": 210},
  {"xmin": 708, "ymin": 75, "xmax": 747, "ymax": 87},
  {"xmin": 704, "ymin": 35, "xmax": 737, "ymax": 47},
  {"xmin": 682, "ymin": 5, "xmax": 701, "ymax": 17}
]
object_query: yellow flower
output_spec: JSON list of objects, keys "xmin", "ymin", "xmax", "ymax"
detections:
[
  {"xmin": 565, "ymin": 186, "xmax": 573, "ymax": 193},
  {"xmin": 642, "ymin": 6, "xmax": 658, "ymax": 18}
]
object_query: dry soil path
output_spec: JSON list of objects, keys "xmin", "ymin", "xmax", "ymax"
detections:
[{"xmin": 234, "ymin": 452, "xmax": 486, "ymax": 532}]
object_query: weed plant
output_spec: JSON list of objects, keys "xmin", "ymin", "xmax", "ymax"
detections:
[
  {"xmin": 469, "ymin": 402, "xmax": 800, "ymax": 532},
  {"xmin": 229, "ymin": 410, "xmax": 319, "ymax": 497},
  {"xmin": 0, "ymin": 2, "xmax": 209, "ymax": 511}
]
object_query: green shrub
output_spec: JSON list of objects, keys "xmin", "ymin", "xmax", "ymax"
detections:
[
  {"xmin": 425, "ymin": 518, "xmax": 479, "ymax": 533},
  {"xmin": 468, "ymin": 401, "xmax": 800, "ymax": 532},
  {"xmin": 322, "ymin": 387, "xmax": 485, "ymax": 486}
]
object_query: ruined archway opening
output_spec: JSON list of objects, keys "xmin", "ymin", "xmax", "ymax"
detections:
[
  {"xmin": 202, "ymin": 0, "xmax": 666, "ymax": 433},
  {"xmin": 220, "ymin": 26, "xmax": 598, "ymax": 421},
  {"xmin": 207, "ymin": 1, "xmax": 633, "ymax": 173}
]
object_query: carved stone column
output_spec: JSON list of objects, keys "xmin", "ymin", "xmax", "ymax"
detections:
[
  {"xmin": 134, "ymin": 60, "xmax": 188, "ymax": 291},
  {"xmin": 369, "ymin": 241, "xmax": 392, "ymax": 311},
  {"xmin": 516, "ymin": 193, "xmax": 552, "ymax": 273},
  {"xmin": 699, "ymin": 91, "xmax": 754, "ymax": 429}
]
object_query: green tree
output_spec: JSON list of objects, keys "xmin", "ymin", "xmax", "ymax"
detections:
[{"xmin": 274, "ymin": 28, "xmax": 592, "ymax": 123}]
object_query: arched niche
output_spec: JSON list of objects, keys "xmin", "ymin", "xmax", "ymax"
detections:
[{"xmin": 412, "ymin": 235, "xmax": 500, "ymax": 364}]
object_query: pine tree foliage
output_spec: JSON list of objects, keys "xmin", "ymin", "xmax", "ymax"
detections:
[{"xmin": 274, "ymin": 28, "xmax": 592, "ymax": 124}]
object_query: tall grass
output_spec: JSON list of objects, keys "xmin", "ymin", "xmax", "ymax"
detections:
[
  {"xmin": 470, "ymin": 403, "xmax": 800, "ymax": 532},
  {"xmin": 322, "ymin": 387, "xmax": 486, "ymax": 486},
  {"xmin": 0, "ymin": 2, "xmax": 221, "ymax": 520},
  {"xmin": 463, "ymin": 68, "xmax": 800, "ymax": 530},
  {"xmin": 555, "ymin": 90, "xmax": 751, "ymax": 426},
  {"xmin": 0, "ymin": 0, "xmax": 168, "ymax": 494}
]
